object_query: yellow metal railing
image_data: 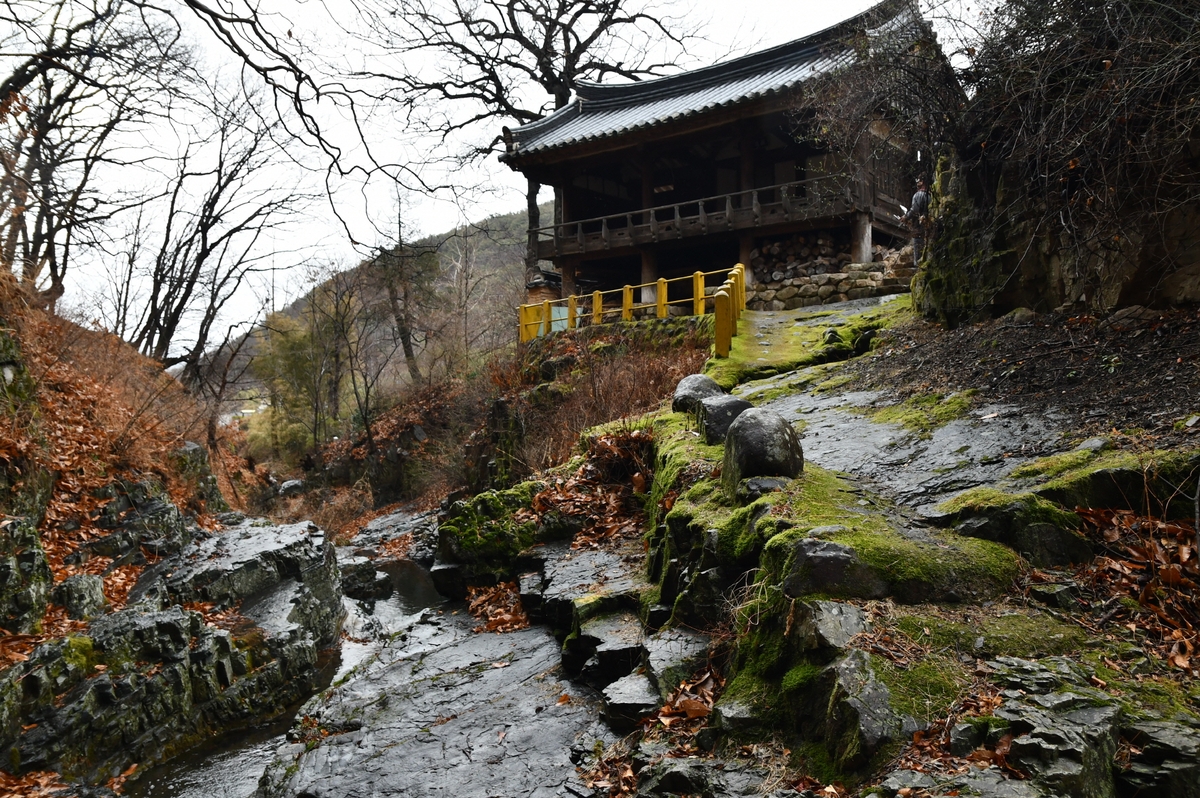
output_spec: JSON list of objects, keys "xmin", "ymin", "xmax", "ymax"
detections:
[{"xmin": 518, "ymin": 263, "xmax": 747, "ymax": 357}]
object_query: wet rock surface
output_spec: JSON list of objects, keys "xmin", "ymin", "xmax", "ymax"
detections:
[
  {"xmin": 106, "ymin": 300, "xmax": 1200, "ymax": 796},
  {"xmin": 257, "ymin": 611, "xmax": 612, "ymax": 798},
  {"xmin": 643, "ymin": 629, "xmax": 711, "ymax": 700},
  {"xmin": 1, "ymin": 516, "xmax": 344, "ymax": 785},
  {"xmin": 698, "ymin": 394, "xmax": 753, "ymax": 444},
  {"xmin": 353, "ymin": 508, "xmax": 439, "ymax": 567},
  {"xmin": 672, "ymin": 374, "xmax": 726, "ymax": 414}
]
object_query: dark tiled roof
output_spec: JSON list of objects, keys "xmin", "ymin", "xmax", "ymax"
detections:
[{"xmin": 502, "ymin": 0, "xmax": 924, "ymax": 162}]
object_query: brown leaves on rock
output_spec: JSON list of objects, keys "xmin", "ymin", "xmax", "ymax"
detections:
[
  {"xmin": 466, "ymin": 582, "xmax": 530, "ymax": 633},
  {"xmin": 0, "ymin": 768, "xmax": 70, "ymax": 796},
  {"xmin": 883, "ymin": 680, "xmax": 1027, "ymax": 788},
  {"xmin": 582, "ymin": 667, "xmax": 723, "ymax": 798},
  {"xmin": 582, "ymin": 747, "xmax": 638, "ymax": 797},
  {"xmin": 528, "ymin": 428, "xmax": 654, "ymax": 551},
  {"xmin": 1074, "ymin": 508, "xmax": 1199, "ymax": 674},
  {"xmin": 643, "ymin": 667, "xmax": 721, "ymax": 737}
]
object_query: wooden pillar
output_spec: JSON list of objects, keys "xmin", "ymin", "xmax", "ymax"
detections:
[
  {"xmin": 851, "ymin": 212, "xmax": 873, "ymax": 264},
  {"xmin": 561, "ymin": 257, "xmax": 578, "ymax": 298},
  {"xmin": 739, "ymin": 234, "xmax": 754, "ymax": 268},
  {"xmin": 639, "ymin": 250, "xmax": 658, "ymax": 304}
]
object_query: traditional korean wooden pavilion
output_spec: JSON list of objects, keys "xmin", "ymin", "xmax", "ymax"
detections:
[{"xmin": 500, "ymin": 0, "xmax": 929, "ymax": 303}]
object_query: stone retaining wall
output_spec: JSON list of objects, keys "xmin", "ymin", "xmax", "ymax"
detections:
[{"xmin": 745, "ymin": 231, "xmax": 918, "ymax": 310}]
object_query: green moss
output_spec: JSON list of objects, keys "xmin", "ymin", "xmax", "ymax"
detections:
[
  {"xmin": 703, "ymin": 296, "xmax": 911, "ymax": 390},
  {"xmin": 857, "ymin": 390, "xmax": 978, "ymax": 437},
  {"xmin": 872, "ymin": 653, "xmax": 968, "ymax": 722},
  {"xmin": 1081, "ymin": 651, "xmax": 1200, "ymax": 721},
  {"xmin": 752, "ymin": 466, "xmax": 1020, "ymax": 601},
  {"xmin": 722, "ymin": 670, "xmax": 779, "ymax": 712},
  {"xmin": 782, "ymin": 663, "xmax": 823, "ymax": 693},
  {"xmin": 936, "ymin": 487, "xmax": 1078, "ymax": 529},
  {"xmin": 438, "ymin": 480, "xmax": 543, "ymax": 571},
  {"xmin": 813, "ymin": 374, "xmax": 855, "ymax": 394},
  {"xmin": 1009, "ymin": 449, "xmax": 1097, "ymax": 479},
  {"xmin": 798, "ymin": 741, "xmax": 845, "ymax": 785},
  {"xmin": 61, "ymin": 636, "xmax": 97, "ymax": 672},
  {"xmin": 896, "ymin": 611, "xmax": 1087, "ymax": 658}
]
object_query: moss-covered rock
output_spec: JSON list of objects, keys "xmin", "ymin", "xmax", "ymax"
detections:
[
  {"xmin": 0, "ymin": 516, "xmax": 51, "ymax": 633},
  {"xmin": 856, "ymin": 390, "xmax": 977, "ymax": 437},
  {"xmin": 436, "ymin": 481, "xmax": 547, "ymax": 581}
]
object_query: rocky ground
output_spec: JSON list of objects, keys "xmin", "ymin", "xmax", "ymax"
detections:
[{"xmin": 10, "ymin": 295, "xmax": 1200, "ymax": 797}]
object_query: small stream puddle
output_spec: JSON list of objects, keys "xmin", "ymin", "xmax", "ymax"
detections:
[{"xmin": 127, "ymin": 559, "xmax": 446, "ymax": 798}]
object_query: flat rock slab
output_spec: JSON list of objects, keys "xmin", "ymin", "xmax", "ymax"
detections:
[
  {"xmin": 148, "ymin": 520, "xmax": 329, "ymax": 606},
  {"xmin": 537, "ymin": 543, "xmax": 648, "ymax": 630},
  {"xmin": 602, "ymin": 672, "xmax": 659, "ymax": 731},
  {"xmin": 573, "ymin": 612, "xmax": 644, "ymax": 686},
  {"xmin": 353, "ymin": 509, "xmax": 439, "ymax": 566},
  {"xmin": 757, "ymin": 385, "xmax": 1065, "ymax": 513},
  {"xmin": 258, "ymin": 612, "xmax": 611, "ymax": 798},
  {"xmin": 643, "ymin": 628, "xmax": 711, "ymax": 699}
]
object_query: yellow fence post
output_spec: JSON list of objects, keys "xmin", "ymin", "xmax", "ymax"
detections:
[
  {"xmin": 656, "ymin": 278, "xmax": 667, "ymax": 318},
  {"xmin": 622, "ymin": 285, "xmax": 633, "ymax": 321},
  {"xmin": 542, "ymin": 299, "xmax": 552, "ymax": 336},
  {"xmin": 714, "ymin": 290, "xmax": 731, "ymax": 357},
  {"xmin": 593, "ymin": 290, "xmax": 603, "ymax": 325},
  {"xmin": 517, "ymin": 305, "xmax": 526, "ymax": 342},
  {"xmin": 693, "ymin": 271, "xmax": 704, "ymax": 316},
  {"xmin": 567, "ymin": 295, "xmax": 577, "ymax": 329}
]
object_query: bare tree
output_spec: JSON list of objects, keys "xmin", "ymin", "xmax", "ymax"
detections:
[
  {"xmin": 109, "ymin": 82, "xmax": 311, "ymax": 382},
  {"xmin": 193, "ymin": 313, "xmax": 259, "ymax": 450},
  {"xmin": 0, "ymin": 0, "xmax": 194, "ymax": 309},
  {"xmin": 349, "ymin": 0, "xmax": 701, "ymax": 280},
  {"xmin": 316, "ymin": 266, "xmax": 402, "ymax": 457}
]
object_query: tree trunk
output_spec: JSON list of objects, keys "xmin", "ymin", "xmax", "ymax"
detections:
[
  {"xmin": 384, "ymin": 275, "xmax": 423, "ymax": 383},
  {"xmin": 525, "ymin": 176, "xmax": 541, "ymax": 284}
]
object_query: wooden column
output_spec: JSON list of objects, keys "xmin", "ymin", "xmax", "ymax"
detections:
[
  {"xmin": 739, "ymin": 234, "xmax": 754, "ymax": 268},
  {"xmin": 851, "ymin": 212, "xmax": 873, "ymax": 264},
  {"xmin": 640, "ymin": 250, "xmax": 658, "ymax": 304},
  {"xmin": 561, "ymin": 257, "xmax": 578, "ymax": 298}
]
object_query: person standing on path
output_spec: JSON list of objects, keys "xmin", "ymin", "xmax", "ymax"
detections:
[{"xmin": 904, "ymin": 177, "xmax": 930, "ymax": 264}]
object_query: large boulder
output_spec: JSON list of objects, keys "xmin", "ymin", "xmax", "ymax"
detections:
[
  {"xmin": 721, "ymin": 409, "xmax": 804, "ymax": 495},
  {"xmin": 672, "ymin": 374, "xmax": 725, "ymax": 414},
  {"xmin": 698, "ymin": 395, "xmax": 753, "ymax": 444}
]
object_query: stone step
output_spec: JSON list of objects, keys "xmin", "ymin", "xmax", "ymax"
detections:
[
  {"xmin": 566, "ymin": 611, "xmax": 644, "ymax": 688},
  {"xmin": 643, "ymin": 628, "xmax": 711, "ymax": 700},
  {"xmin": 533, "ymin": 543, "xmax": 649, "ymax": 633},
  {"xmin": 602, "ymin": 672, "xmax": 660, "ymax": 731}
]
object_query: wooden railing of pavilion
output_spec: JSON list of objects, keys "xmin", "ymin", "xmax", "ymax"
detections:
[
  {"xmin": 517, "ymin": 264, "xmax": 747, "ymax": 357},
  {"xmin": 533, "ymin": 175, "xmax": 861, "ymax": 259}
]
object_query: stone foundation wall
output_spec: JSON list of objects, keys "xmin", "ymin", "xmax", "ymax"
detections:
[{"xmin": 745, "ymin": 231, "xmax": 918, "ymax": 310}]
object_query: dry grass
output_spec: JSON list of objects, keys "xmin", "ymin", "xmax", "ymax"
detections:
[{"xmin": 513, "ymin": 347, "xmax": 707, "ymax": 472}]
